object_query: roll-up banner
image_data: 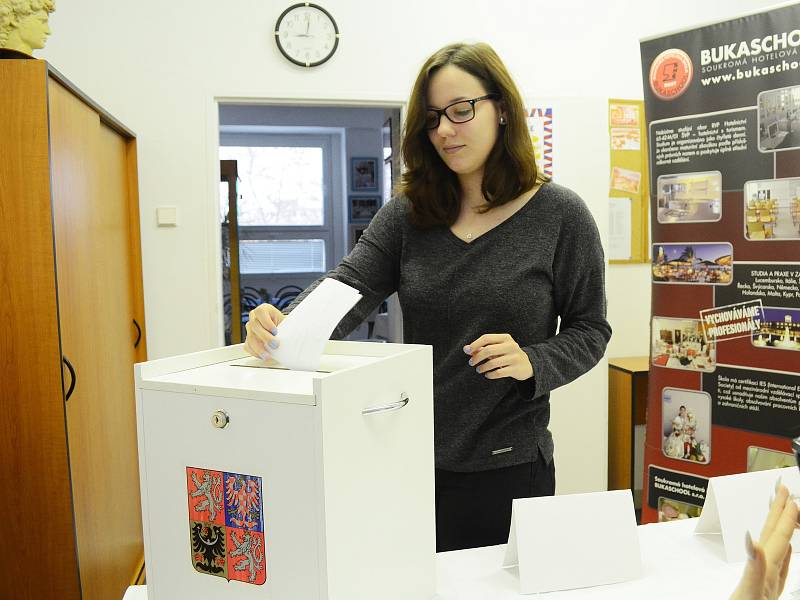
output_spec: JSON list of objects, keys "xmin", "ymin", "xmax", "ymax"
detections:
[{"xmin": 640, "ymin": 3, "xmax": 800, "ymax": 524}]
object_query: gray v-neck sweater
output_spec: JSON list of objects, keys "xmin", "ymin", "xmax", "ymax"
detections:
[{"xmin": 287, "ymin": 182, "xmax": 611, "ymax": 472}]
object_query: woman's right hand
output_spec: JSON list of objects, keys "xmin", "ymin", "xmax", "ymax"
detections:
[{"xmin": 244, "ymin": 303, "xmax": 285, "ymax": 361}]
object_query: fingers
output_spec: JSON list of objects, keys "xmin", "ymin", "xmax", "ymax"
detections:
[
  {"xmin": 465, "ymin": 333, "xmax": 511, "ymax": 356},
  {"xmin": 244, "ymin": 320, "xmax": 273, "ymax": 360},
  {"xmin": 466, "ymin": 335, "xmax": 514, "ymax": 366},
  {"xmin": 732, "ymin": 539, "xmax": 767, "ymax": 600},
  {"xmin": 474, "ymin": 354, "xmax": 510, "ymax": 374},
  {"xmin": 732, "ymin": 488, "xmax": 798, "ymax": 600},
  {"xmin": 252, "ymin": 303, "xmax": 282, "ymax": 334},
  {"xmin": 777, "ymin": 544, "xmax": 792, "ymax": 597},
  {"xmin": 471, "ymin": 349, "xmax": 531, "ymax": 381},
  {"xmin": 763, "ymin": 487, "xmax": 798, "ymax": 565},
  {"xmin": 484, "ymin": 366, "xmax": 513, "ymax": 380},
  {"xmin": 760, "ymin": 482, "xmax": 791, "ymax": 545},
  {"xmin": 244, "ymin": 303, "xmax": 283, "ymax": 360},
  {"xmin": 464, "ymin": 333, "xmax": 533, "ymax": 381},
  {"xmin": 243, "ymin": 323, "xmax": 262, "ymax": 359}
]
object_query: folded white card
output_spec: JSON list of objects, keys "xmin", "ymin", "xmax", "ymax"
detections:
[
  {"xmin": 502, "ymin": 489, "xmax": 642, "ymax": 594},
  {"xmin": 695, "ymin": 466, "xmax": 800, "ymax": 563},
  {"xmin": 268, "ymin": 278, "xmax": 362, "ymax": 371}
]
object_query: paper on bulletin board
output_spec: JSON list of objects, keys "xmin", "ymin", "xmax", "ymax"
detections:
[
  {"xmin": 609, "ymin": 197, "xmax": 633, "ymax": 261},
  {"xmin": 609, "ymin": 102, "xmax": 640, "ymax": 128},
  {"xmin": 610, "ymin": 167, "xmax": 642, "ymax": 194},
  {"xmin": 611, "ymin": 127, "xmax": 641, "ymax": 151}
]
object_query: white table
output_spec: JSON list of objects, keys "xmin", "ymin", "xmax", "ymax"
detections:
[{"xmin": 124, "ymin": 518, "xmax": 800, "ymax": 600}]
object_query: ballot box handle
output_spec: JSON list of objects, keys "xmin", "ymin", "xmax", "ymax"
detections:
[{"xmin": 362, "ymin": 393, "xmax": 409, "ymax": 416}]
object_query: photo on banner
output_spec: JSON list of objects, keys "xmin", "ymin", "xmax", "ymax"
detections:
[
  {"xmin": 661, "ymin": 387, "xmax": 712, "ymax": 464},
  {"xmin": 656, "ymin": 171, "xmax": 722, "ymax": 224},
  {"xmin": 757, "ymin": 86, "xmax": 800, "ymax": 152},
  {"xmin": 747, "ymin": 446, "xmax": 797, "ymax": 472},
  {"xmin": 658, "ymin": 497, "xmax": 703, "ymax": 523},
  {"xmin": 651, "ymin": 317, "xmax": 716, "ymax": 372},
  {"xmin": 752, "ymin": 306, "xmax": 800, "ymax": 350},
  {"xmin": 742, "ymin": 178, "xmax": 800, "ymax": 240},
  {"xmin": 651, "ymin": 242, "xmax": 732, "ymax": 285}
]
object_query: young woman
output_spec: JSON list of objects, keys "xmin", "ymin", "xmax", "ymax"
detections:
[{"xmin": 245, "ymin": 42, "xmax": 611, "ymax": 552}]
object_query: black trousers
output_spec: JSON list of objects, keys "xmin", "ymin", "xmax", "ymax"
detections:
[{"xmin": 435, "ymin": 455, "xmax": 555, "ymax": 553}]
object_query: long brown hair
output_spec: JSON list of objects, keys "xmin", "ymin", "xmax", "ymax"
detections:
[{"xmin": 398, "ymin": 42, "xmax": 547, "ymax": 228}]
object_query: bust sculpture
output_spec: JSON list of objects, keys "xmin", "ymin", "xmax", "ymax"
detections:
[{"xmin": 0, "ymin": 0, "xmax": 55, "ymax": 56}]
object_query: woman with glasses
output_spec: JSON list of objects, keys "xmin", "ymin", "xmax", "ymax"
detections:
[{"xmin": 245, "ymin": 42, "xmax": 611, "ymax": 552}]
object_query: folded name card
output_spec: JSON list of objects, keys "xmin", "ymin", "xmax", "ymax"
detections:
[
  {"xmin": 503, "ymin": 489, "xmax": 642, "ymax": 594},
  {"xmin": 695, "ymin": 466, "xmax": 800, "ymax": 563}
]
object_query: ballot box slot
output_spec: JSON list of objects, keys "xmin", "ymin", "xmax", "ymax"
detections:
[
  {"xmin": 228, "ymin": 353, "xmax": 382, "ymax": 373},
  {"xmin": 230, "ymin": 363, "xmax": 334, "ymax": 374}
]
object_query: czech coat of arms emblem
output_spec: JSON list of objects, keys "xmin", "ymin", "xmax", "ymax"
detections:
[{"xmin": 186, "ymin": 466, "xmax": 266, "ymax": 585}]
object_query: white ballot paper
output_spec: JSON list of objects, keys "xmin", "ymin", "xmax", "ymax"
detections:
[
  {"xmin": 694, "ymin": 466, "xmax": 800, "ymax": 563},
  {"xmin": 268, "ymin": 278, "xmax": 362, "ymax": 371},
  {"xmin": 502, "ymin": 489, "xmax": 641, "ymax": 594}
]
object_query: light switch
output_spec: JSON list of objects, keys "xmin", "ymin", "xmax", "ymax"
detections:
[{"xmin": 156, "ymin": 206, "xmax": 178, "ymax": 227}]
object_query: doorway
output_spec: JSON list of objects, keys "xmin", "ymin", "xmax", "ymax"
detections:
[{"xmin": 218, "ymin": 103, "xmax": 402, "ymax": 345}]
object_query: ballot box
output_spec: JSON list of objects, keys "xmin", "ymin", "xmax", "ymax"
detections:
[{"xmin": 135, "ymin": 341, "xmax": 436, "ymax": 600}]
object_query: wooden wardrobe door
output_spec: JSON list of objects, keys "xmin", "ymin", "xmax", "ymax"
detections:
[
  {"xmin": 0, "ymin": 61, "xmax": 82, "ymax": 600},
  {"xmin": 49, "ymin": 79, "xmax": 143, "ymax": 600}
]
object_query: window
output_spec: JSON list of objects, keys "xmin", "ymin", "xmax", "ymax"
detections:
[
  {"xmin": 238, "ymin": 239, "xmax": 325, "ymax": 274},
  {"xmin": 220, "ymin": 134, "xmax": 334, "ymax": 274},
  {"xmin": 383, "ymin": 119, "xmax": 393, "ymax": 204}
]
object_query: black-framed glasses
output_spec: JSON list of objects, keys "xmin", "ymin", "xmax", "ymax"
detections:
[{"xmin": 425, "ymin": 94, "xmax": 499, "ymax": 130}]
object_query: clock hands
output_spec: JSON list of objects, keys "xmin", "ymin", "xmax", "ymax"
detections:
[{"xmin": 295, "ymin": 14, "xmax": 312, "ymax": 38}]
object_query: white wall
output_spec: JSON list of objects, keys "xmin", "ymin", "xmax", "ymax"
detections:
[
  {"xmin": 606, "ymin": 264, "xmax": 653, "ymax": 357},
  {"xmin": 38, "ymin": 0, "xmax": 781, "ymax": 492},
  {"xmin": 536, "ymin": 96, "xmax": 611, "ymax": 493}
]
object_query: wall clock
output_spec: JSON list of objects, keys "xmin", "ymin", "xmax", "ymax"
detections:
[{"xmin": 275, "ymin": 3, "xmax": 340, "ymax": 68}]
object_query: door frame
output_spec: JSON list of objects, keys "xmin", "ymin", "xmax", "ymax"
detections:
[{"xmin": 206, "ymin": 95, "xmax": 406, "ymax": 346}]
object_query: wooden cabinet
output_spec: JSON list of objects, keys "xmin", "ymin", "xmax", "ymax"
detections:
[
  {"xmin": 0, "ymin": 58, "xmax": 146, "ymax": 600},
  {"xmin": 608, "ymin": 357, "xmax": 650, "ymax": 493}
]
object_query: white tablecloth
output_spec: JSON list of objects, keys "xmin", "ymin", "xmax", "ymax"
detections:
[{"xmin": 124, "ymin": 518, "xmax": 800, "ymax": 599}]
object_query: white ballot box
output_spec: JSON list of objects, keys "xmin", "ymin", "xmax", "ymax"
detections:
[{"xmin": 135, "ymin": 341, "xmax": 436, "ymax": 600}]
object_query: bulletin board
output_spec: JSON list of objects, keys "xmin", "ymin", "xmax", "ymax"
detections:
[{"xmin": 608, "ymin": 99, "xmax": 649, "ymax": 264}]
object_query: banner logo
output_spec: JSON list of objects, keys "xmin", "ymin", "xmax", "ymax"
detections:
[{"xmin": 650, "ymin": 49, "xmax": 694, "ymax": 100}]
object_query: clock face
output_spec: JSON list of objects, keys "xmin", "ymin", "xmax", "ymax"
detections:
[{"xmin": 275, "ymin": 3, "xmax": 339, "ymax": 68}]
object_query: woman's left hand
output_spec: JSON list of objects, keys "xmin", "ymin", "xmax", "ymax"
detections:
[{"xmin": 464, "ymin": 333, "xmax": 534, "ymax": 381}]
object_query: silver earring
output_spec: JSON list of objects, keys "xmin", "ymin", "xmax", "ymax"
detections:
[{"xmin": 499, "ymin": 116, "xmax": 506, "ymax": 125}]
